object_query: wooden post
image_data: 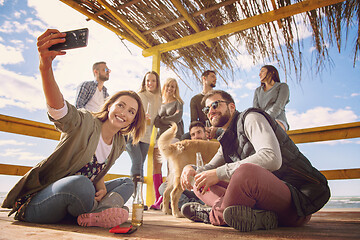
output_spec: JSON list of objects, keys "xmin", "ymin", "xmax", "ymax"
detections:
[{"xmin": 146, "ymin": 51, "xmax": 161, "ymax": 206}]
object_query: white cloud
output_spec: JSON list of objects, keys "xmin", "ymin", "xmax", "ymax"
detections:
[
  {"xmin": 239, "ymin": 93, "xmax": 249, "ymax": 99},
  {"xmin": 335, "ymin": 92, "xmax": 360, "ymax": 99},
  {"xmin": 24, "ymin": 0, "xmax": 154, "ymax": 102},
  {"xmin": 0, "ymin": 68, "xmax": 44, "ymax": 111},
  {"xmin": 313, "ymin": 139, "xmax": 360, "ymax": 146},
  {"xmin": 235, "ymin": 53, "xmax": 257, "ymax": 71},
  {"xmin": 228, "ymin": 80, "xmax": 244, "ymax": 89},
  {"xmin": 309, "ymin": 42, "xmax": 330, "ymax": 53},
  {"xmin": 10, "ymin": 39, "xmax": 25, "ymax": 49},
  {"xmin": 287, "ymin": 106, "xmax": 358, "ymax": 130},
  {"xmin": 26, "ymin": 38, "xmax": 34, "ymax": 43},
  {"xmin": 14, "ymin": 11, "xmax": 22, "ymax": 19},
  {"xmin": 0, "ymin": 20, "xmax": 28, "ymax": 33},
  {"xmin": 0, "ymin": 21, "xmax": 13, "ymax": 33},
  {"xmin": 0, "ymin": 43, "xmax": 24, "ymax": 65},
  {"xmin": 245, "ymin": 82, "xmax": 258, "ymax": 90},
  {"xmin": 28, "ymin": 0, "xmax": 85, "ymax": 29},
  {"xmin": 0, "ymin": 148, "xmax": 45, "ymax": 161},
  {"xmin": 0, "ymin": 0, "xmax": 154, "ymax": 111},
  {"xmin": 0, "ymin": 139, "xmax": 34, "ymax": 146}
]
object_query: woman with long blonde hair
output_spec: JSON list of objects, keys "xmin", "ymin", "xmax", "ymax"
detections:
[{"xmin": 151, "ymin": 77, "xmax": 184, "ymax": 209}]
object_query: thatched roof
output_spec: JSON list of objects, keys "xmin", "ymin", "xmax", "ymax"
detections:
[{"xmin": 60, "ymin": 0, "xmax": 359, "ymax": 85}]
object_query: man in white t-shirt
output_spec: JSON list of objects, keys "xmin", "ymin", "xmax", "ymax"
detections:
[{"xmin": 75, "ymin": 61, "xmax": 110, "ymax": 112}]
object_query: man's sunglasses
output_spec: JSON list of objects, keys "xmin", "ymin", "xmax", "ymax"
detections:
[
  {"xmin": 105, "ymin": 68, "xmax": 111, "ymax": 73},
  {"xmin": 202, "ymin": 100, "xmax": 229, "ymax": 115}
]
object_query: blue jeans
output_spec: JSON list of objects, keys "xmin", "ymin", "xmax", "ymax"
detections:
[
  {"xmin": 24, "ymin": 175, "xmax": 134, "ymax": 223},
  {"xmin": 126, "ymin": 141, "xmax": 150, "ymax": 177}
]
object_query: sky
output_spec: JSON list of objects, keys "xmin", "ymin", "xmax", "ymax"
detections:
[{"xmin": 0, "ymin": 0, "xmax": 359, "ymax": 199}]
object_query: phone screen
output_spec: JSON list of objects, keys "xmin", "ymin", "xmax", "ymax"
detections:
[{"xmin": 49, "ymin": 28, "xmax": 89, "ymax": 51}]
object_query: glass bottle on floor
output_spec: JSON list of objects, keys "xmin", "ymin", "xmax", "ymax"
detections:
[{"xmin": 132, "ymin": 181, "xmax": 144, "ymax": 226}]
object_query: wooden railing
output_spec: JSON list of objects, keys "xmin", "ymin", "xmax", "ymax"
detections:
[{"xmin": 1, "ymin": 114, "xmax": 360, "ymax": 199}]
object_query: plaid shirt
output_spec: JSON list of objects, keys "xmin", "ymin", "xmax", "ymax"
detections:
[{"xmin": 75, "ymin": 80, "xmax": 109, "ymax": 109}]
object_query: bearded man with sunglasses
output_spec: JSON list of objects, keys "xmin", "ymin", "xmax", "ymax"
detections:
[
  {"xmin": 75, "ymin": 61, "xmax": 110, "ymax": 112},
  {"xmin": 180, "ymin": 90, "xmax": 330, "ymax": 232}
]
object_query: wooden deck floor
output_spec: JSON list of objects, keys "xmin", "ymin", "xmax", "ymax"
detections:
[{"xmin": 1, "ymin": 207, "xmax": 359, "ymax": 240}]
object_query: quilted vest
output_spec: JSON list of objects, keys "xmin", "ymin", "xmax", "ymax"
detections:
[{"xmin": 219, "ymin": 108, "xmax": 330, "ymax": 216}]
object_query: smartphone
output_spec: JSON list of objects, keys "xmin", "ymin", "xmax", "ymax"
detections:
[{"xmin": 49, "ymin": 28, "xmax": 89, "ymax": 51}]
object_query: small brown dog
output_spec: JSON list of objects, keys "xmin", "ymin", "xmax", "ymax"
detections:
[{"xmin": 157, "ymin": 122, "xmax": 220, "ymax": 217}]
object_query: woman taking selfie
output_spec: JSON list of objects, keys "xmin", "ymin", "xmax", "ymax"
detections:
[{"xmin": 1, "ymin": 29, "xmax": 146, "ymax": 228}]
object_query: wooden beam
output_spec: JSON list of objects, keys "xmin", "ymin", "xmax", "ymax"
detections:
[
  {"xmin": 1, "ymin": 163, "xmax": 358, "ymax": 181},
  {"xmin": 170, "ymin": 0, "xmax": 213, "ymax": 48},
  {"xmin": 143, "ymin": 0, "xmax": 345, "ymax": 57},
  {"xmin": 321, "ymin": 168, "xmax": 360, "ymax": 180},
  {"xmin": 152, "ymin": 51, "xmax": 161, "ymax": 74},
  {"xmin": 270, "ymin": 0, "xmax": 283, "ymax": 28},
  {"xmin": 1, "ymin": 113, "xmax": 358, "ymax": 145},
  {"xmin": 142, "ymin": 0, "xmax": 237, "ymax": 35},
  {"xmin": 59, "ymin": 0, "xmax": 145, "ymax": 49},
  {"xmin": 288, "ymin": 122, "xmax": 360, "ymax": 144},
  {"xmin": 105, "ymin": 173, "xmax": 153, "ymax": 184},
  {"xmin": 96, "ymin": 0, "xmax": 152, "ymax": 48},
  {"xmin": 0, "ymin": 163, "xmax": 148, "ymax": 183},
  {"xmin": 0, "ymin": 164, "xmax": 31, "ymax": 176},
  {"xmin": 0, "ymin": 114, "xmax": 60, "ymax": 141}
]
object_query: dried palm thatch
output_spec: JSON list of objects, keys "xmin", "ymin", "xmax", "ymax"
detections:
[{"xmin": 60, "ymin": 0, "xmax": 359, "ymax": 85}]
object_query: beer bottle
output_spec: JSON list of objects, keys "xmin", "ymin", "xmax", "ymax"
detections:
[{"xmin": 131, "ymin": 181, "xmax": 144, "ymax": 226}]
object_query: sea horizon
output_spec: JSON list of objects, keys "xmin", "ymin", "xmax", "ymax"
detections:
[{"xmin": 1, "ymin": 192, "xmax": 360, "ymax": 209}]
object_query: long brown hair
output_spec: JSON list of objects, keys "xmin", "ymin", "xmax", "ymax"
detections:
[
  {"xmin": 92, "ymin": 90, "xmax": 146, "ymax": 144},
  {"xmin": 261, "ymin": 65, "xmax": 280, "ymax": 88},
  {"xmin": 139, "ymin": 71, "xmax": 161, "ymax": 94}
]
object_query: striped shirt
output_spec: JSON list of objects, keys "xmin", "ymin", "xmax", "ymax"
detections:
[{"xmin": 75, "ymin": 80, "xmax": 109, "ymax": 109}]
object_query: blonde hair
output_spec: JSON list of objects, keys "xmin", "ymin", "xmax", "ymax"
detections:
[
  {"xmin": 92, "ymin": 90, "xmax": 146, "ymax": 144},
  {"xmin": 161, "ymin": 77, "xmax": 184, "ymax": 104}
]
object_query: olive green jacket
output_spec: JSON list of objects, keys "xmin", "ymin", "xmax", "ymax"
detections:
[{"xmin": 2, "ymin": 101, "xmax": 126, "ymax": 209}]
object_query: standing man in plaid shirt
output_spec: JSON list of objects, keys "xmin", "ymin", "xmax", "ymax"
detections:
[{"xmin": 75, "ymin": 62, "xmax": 110, "ymax": 111}]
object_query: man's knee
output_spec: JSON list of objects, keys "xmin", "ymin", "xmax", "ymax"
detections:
[{"xmin": 232, "ymin": 163, "xmax": 264, "ymax": 180}]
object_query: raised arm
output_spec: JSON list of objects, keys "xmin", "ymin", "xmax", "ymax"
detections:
[{"xmin": 37, "ymin": 29, "xmax": 67, "ymax": 109}]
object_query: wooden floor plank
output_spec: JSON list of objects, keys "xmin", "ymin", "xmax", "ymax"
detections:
[{"xmin": 1, "ymin": 208, "xmax": 359, "ymax": 239}]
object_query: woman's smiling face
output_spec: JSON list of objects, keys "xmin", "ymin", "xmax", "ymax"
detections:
[
  {"xmin": 165, "ymin": 81, "xmax": 176, "ymax": 96},
  {"xmin": 107, "ymin": 95, "xmax": 138, "ymax": 130},
  {"xmin": 145, "ymin": 73, "xmax": 157, "ymax": 93}
]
